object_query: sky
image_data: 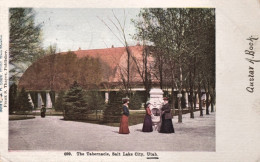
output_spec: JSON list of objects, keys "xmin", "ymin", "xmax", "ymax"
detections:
[{"xmin": 34, "ymin": 8, "xmax": 141, "ymax": 52}]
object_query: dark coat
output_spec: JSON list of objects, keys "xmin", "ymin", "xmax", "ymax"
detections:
[
  {"xmin": 161, "ymin": 103, "xmax": 172, "ymax": 119},
  {"xmin": 41, "ymin": 107, "xmax": 46, "ymax": 113},
  {"xmin": 122, "ymin": 105, "xmax": 129, "ymax": 116}
]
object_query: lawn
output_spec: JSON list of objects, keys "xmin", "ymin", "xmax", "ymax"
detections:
[
  {"xmin": 62, "ymin": 108, "xmax": 201, "ymax": 127},
  {"xmin": 9, "ymin": 108, "xmax": 202, "ymax": 126},
  {"xmin": 9, "ymin": 115, "xmax": 35, "ymax": 120},
  {"xmin": 62, "ymin": 110, "xmax": 146, "ymax": 127}
]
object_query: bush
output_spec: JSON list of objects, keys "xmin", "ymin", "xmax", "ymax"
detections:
[
  {"xmin": 129, "ymin": 93, "xmax": 142, "ymax": 110},
  {"xmin": 16, "ymin": 87, "xmax": 33, "ymax": 112},
  {"xmin": 55, "ymin": 91, "xmax": 65, "ymax": 112},
  {"xmin": 9, "ymin": 83, "xmax": 18, "ymax": 114},
  {"xmin": 63, "ymin": 81, "xmax": 90, "ymax": 120},
  {"xmin": 103, "ymin": 91, "xmax": 125, "ymax": 123},
  {"xmin": 86, "ymin": 90, "xmax": 106, "ymax": 120}
]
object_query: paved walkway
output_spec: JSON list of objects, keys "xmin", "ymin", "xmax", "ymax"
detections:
[{"xmin": 9, "ymin": 111, "xmax": 215, "ymax": 151}]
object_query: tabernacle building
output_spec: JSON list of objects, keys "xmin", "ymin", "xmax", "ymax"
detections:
[
  {"xmin": 18, "ymin": 45, "xmax": 197, "ymax": 109},
  {"xmin": 18, "ymin": 45, "xmax": 156, "ymax": 108}
]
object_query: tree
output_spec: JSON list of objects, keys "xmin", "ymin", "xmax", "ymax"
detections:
[
  {"xmin": 63, "ymin": 81, "xmax": 90, "ymax": 120},
  {"xmin": 45, "ymin": 44, "xmax": 58, "ymax": 55},
  {"xmin": 195, "ymin": 9, "xmax": 215, "ymax": 115},
  {"xmin": 129, "ymin": 93, "xmax": 143, "ymax": 110},
  {"xmin": 134, "ymin": 8, "xmax": 190, "ymax": 123},
  {"xmin": 182, "ymin": 9, "xmax": 215, "ymax": 118},
  {"xmin": 54, "ymin": 91, "xmax": 65, "ymax": 112},
  {"xmin": 132, "ymin": 22, "xmax": 153, "ymax": 103},
  {"xmin": 16, "ymin": 87, "xmax": 33, "ymax": 112},
  {"xmin": 134, "ymin": 8, "xmax": 215, "ymax": 122},
  {"xmin": 99, "ymin": 10, "xmax": 133, "ymax": 97},
  {"xmin": 9, "ymin": 8, "xmax": 44, "ymax": 82},
  {"xmin": 103, "ymin": 91, "xmax": 125, "ymax": 123},
  {"xmin": 9, "ymin": 83, "xmax": 18, "ymax": 114},
  {"xmin": 86, "ymin": 90, "xmax": 106, "ymax": 120}
]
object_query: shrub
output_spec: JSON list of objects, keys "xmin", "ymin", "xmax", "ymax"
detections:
[
  {"xmin": 55, "ymin": 91, "xmax": 65, "ymax": 112},
  {"xmin": 86, "ymin": 90, "xmax": 106, "ymax": 120},
  {"xmin": 9, "ymin": 83, "xmax": 18, "ymax": 114},
  {"xmin": 16, "ymin": 87, "xmax": 33, "ymax": 112},
  {"xmin": 63, "ymin": 81, "xmax": 90, "ymax": 120},
  {"xmin": 129, "ymin": 93, "xmax": 142, "ymax": 110},
  {"xmin": 103, "ymin": 91, "xmax": 125, "ymax": 123}
]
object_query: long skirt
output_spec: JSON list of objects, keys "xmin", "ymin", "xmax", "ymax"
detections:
[
  {"xmin": 159, "ymin": 114, "xmax": 175, "ymax": 133},
  {"xmin": 41, "ymin": 112, "xmax": 45, "ymax": 118},
  {"xmin": 119, "ymin": 115, "xmax": 130, "ymax": 134},
  {"xmin": 142, "ymin": 115, "xmax": 153, "ymax": 132}
]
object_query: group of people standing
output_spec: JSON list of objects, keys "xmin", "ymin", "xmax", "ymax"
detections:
[{"xmin": 119, "ymin": 97, "xmax": 175, "ymax": 134}]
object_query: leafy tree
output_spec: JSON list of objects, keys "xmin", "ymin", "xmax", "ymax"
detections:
[
  {"xmin": 9, "ymin": 83, "xmax": 18, "ymax": 114},
  {"xmin": 133, "ymin": 8, "xmax": 190, "ymax": 122},
  {"xmin": 133, "ymin": 8, "xmax": 215, "ymax": 122},
  {"xmin": 9, "ymin": 8, "xmax": 44, "ymax": 82},
  {"xmin": 63, "ymin": 81, "xmax": 90, "ymax": 120},
  {"xmin": 16, "ymin": 87, "xmax": 33, "ymax": 112}
]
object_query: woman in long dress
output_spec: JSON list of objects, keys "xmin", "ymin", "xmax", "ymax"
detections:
[
  {"xmin": 40, "ymin": 105, "xmax": 46, "ymax": 118},
  {"xmin": 119, "ymin": 98, "xmax": 130, "ymax": 134},
  {"xmin": 142, "ymin": 102, "xmax": 153, "ymax": 132},
  {"xmin": 160, "ymin": 97, "xmax": 175, "ymax": 133}
]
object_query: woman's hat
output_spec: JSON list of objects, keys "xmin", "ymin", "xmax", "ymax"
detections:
[
  {"xmin": 122, "ymin": 97, "xmax": 129, "ymax": 103},
  {"xmin": 146, "ymin": 101, "xmax": 150, "ymax": 106},
  {"xmin": 145, "ymin": 101, "xmax": 151, "ymax": 108}
]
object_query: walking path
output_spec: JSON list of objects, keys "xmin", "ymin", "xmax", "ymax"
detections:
[{"xmin": 9, "ymin": 110, "xmax": 215, "ymax": 151}]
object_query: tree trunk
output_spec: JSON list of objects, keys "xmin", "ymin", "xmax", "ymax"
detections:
[
  {"xmin": 178, "ymin": 61, "xmax": 183, "ymax": 123},
  {"xmin": 198, "ymin": 85, "xmax": 203, "ymax": 116},
  {"xmin": 171, "ymin": 88, "xmax": 175, "ymax": 116},
  {"xmin": 124, "ymin": 46, "xmax": 131, "ymax": 97},
  {"xmin": 189, "ymin": 67, "xmax": 194, "ymax": 118},
  {"xmin": 206, "ymin": 91, "xmax": 210, "ymax": 115},
  {"xmin": 210, "ymin": 93, "xmax": 214, "ymax": 112},
  {"xmin": 159, "ymin": 57, "xmax": 163, "ymax": 89},
  {"xmin": 178, "ymin": 92, "xmax": 182, "ymax": 123},
  {"xmin": 194, "ymin": 92, "xmax": 197, "ymax": 110},
  {"xmin": 189, "ymin": 90, "xmax": 194, "ymax": 118}
]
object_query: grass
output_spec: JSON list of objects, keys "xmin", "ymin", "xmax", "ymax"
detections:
[
  {"xmin": 62, "ymin": 109, "xmax": 201, "ymax": 127},
  {"xmin": 9, "ymin": 108, "xmax": 202, "ymax": 125},
  {"xmin": 9, "ymin": 115, "xmax": 35, "ymax": 120},
  {"xmin": 101, "ymin": 111, "xmax": 146, "ymax": 127},
  {"xmin": 94, "ymin": 108, "xmax": 202, "ymax": 127},
  {"xmin": 62, "ymin": 110, "xmax": 146, "ymax": 127}
]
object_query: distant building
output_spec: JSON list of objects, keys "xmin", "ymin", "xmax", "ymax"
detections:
[{"xmin": 18, "ymin": 45, "xmax": 159, "ymax": 108}]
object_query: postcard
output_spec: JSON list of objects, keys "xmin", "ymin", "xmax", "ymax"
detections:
[{"xmin": 0, "ymin": 0, "xmax": 260, "ymax": 162}]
